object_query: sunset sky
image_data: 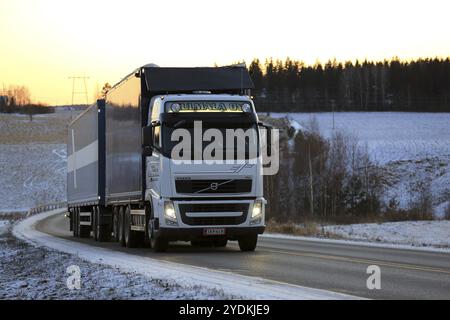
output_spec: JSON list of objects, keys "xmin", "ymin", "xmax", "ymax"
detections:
[{"xmin": 1, "ymin": 0, "xmax": 449, "ymax": 105}]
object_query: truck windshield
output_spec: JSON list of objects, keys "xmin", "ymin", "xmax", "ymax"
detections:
[{"xmin": 161, "ymin": 122, "xmax": 259, "ymax": 161}]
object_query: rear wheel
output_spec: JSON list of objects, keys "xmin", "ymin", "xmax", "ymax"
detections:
[
  {"xmin": 95, "ymin": 206, "xmax": 111, "ymax": 242},
  {"xmin": 72, "ymin": 208, "xmax": 79, "ymax": 237},
  {"xmin": 118, "ymin": 206, "xmax": 125, "ymax": 247},
  {"xmin": 112, "ymin": 207, "xmax": 120, "ymax": 242},
  {"xmin": 124, "ymin": 206, "xmax": 137, "ymax": 248},
  {"xmin": 92, "ymin": 206, "xmax": 98, "ymax": 241},
  {"xmin": 238, "ymin": 235, "xmax": 258, "ymax": 252}
]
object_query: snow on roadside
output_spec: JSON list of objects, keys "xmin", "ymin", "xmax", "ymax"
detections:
[
  {"xmin": 12, "ymin": 209, "xmax": 359, "ymax": 300},
  {"xmin": 0, "ymin": 221, "xmax": 228, "ymax": 299},
  {"xmin": 324, "ymin": 221, "xmax": 450, "ymax": 249}
]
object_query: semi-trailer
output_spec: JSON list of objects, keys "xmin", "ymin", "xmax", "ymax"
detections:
[{"xmin": 67, "ymin": 64, "xmax": 269, "ymax": 252}]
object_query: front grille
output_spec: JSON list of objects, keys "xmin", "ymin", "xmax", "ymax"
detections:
[
  {"xmin": 178, "ymin": 203, "xmax": 249, "ymax": 226},
  {"xmin": 175, "ymin": 179, "xmax": 252, "ymax": 194}
]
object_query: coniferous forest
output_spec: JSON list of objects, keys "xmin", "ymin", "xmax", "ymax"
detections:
[{"xmin": 248, "ymin": 57, "xmax": 450, "ymax": 112}]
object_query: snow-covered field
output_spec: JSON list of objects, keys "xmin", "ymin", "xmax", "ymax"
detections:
[
  {"xmin": 0, "ymin": 112, "xmax": 70, "ymax": 214},
  {"xmin": 0, "ymin": 144, "xmax": 66, "ymax": 214},
  {"xmin": 268, "ymin": 112, "xmax": 450, "ymax": 164},
  {"xmin": 267, "ymin": 112, "xmax": 450, "ymax": 216},
  {"xmin": 324, "ymin": 221, "xmax": 450, "ymax": 249}
]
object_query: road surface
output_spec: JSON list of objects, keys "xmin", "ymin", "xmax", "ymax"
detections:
[{"xmin": 36, "ymin": 212, "xmax": 450, "ymax": 299}]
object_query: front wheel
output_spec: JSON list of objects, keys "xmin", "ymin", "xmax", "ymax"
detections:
[
  {"xmin": 238, "ymin": 235, "xmax": 258, "ymax": 252},
  {"xmin": 149, "ymin": 220, "xmax": 168, "ymax": 252}
]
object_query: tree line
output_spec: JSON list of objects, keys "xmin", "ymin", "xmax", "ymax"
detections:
[
  {"xmin": 249, "ymin": 57, "xmax": 450, "ymax": 112},
  {"xmin": 0, "ymin": 85, "xmax": 53, "ymax": 116}
]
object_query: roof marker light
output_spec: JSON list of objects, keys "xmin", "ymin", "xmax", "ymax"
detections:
[{"xmin": 242, "ymin": 103, "xmax": 252, "ymax": 113}]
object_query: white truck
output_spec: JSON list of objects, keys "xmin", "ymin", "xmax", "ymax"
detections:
[{"xmin": 67, "ymin": 65, "xmax": 269, "ymax": 252}]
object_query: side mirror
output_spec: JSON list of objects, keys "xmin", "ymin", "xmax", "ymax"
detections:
[
  {"xmin": 258, "ymin": 122, "xmax": 273, "ymax": 156},
  {"xmin": 142, "ymin": 126, "xmax": 153, "ymax": 157},
  {"xmin": 142, "ymin": 126, "xmax": 153, "ymax": 147}
]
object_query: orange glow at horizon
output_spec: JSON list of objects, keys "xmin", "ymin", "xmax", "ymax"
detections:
[{"xmin": 1, "ymin": 0, "xmax": 450, "ymax": 105}]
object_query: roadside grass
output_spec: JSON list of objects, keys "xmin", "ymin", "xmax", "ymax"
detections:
[
  {"xmin": 265, "ymin": 219, "xmax": 343, "ymax": 238},
  {"xmin": 266, "ymin": 202, "xmax": 435, "ymax": 237}
]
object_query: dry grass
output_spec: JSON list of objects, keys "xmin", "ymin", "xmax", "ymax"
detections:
[
  {"xmin": 0, "ymin": 112, "xmax": 77, "ymax": 144},
  {"xmin": 266, "ymin": 218, "xmax": 343, "ymax": 238}
]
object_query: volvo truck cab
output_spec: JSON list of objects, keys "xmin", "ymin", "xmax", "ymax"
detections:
[{"xmin": 144, "ymin": 94, "xmax": 266, "ymax": 251}]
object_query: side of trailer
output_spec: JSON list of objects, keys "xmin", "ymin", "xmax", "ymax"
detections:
[{"xmin": 67, "ymin": 100, "xmax": 110, "ymax": 240}]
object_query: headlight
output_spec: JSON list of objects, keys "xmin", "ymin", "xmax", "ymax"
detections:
[
  {"xmin": 164, "ymin": 201, "xmax": 177, "ymax": 220},
  {"xmin": 252, "ymin": 200, "xmax": 263, "ymax": 218}
]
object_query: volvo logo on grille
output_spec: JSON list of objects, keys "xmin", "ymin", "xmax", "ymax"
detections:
[{"xmin": 210, "ymin": 182, "xmax": 219, "ymax": 191}]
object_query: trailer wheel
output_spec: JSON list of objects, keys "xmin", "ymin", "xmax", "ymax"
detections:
[
  {"xmin": 124, "ymin": 206, "xmax": 137, "ymax": 248},
  {"xmin": 95, "ymin": 206, "xmax": 111, "ymax": 242},
  {"xmin": 118, "ymin": 206, "xmax": 125, "ymax": 246},
  {"xmin": 69, "ymin": 209, "xmax": 73, "ymax": 232},
  {"xmin": 112, "ymin": 207, "xmax": 120, "ymax": 242},
  {"xmin": 238, "ymin": 235, "xmax": 258, "ymax": 252},
  {"xmin": 72, "ymin": 208, "xmax": 79, "ymax": 237},
  {"xmin": 92, "ymin": 206, "xmax": 98, "ymax": 241}
]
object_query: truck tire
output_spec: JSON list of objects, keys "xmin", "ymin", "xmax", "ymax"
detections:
[
  {"xmin": 92, "ymin": 206, "xmax": 98, "ymax": 241},
  {"xmin": 143, "ymin": 205, "xmax": 151, "ymax": 248},
  {"xmin": 149, "ymin": 219, "xmax": 168, "ymax": 252},
  {"xmin": 152, "ymin": 237, "xmax": 168, "ymax": 252},
  {"xmin": 95, "ymin": 206, "xmax": 111, "ymax": 242},
  {"xmin": 112, "ymin": 207, "xmax": 120, "ymax": 242},
  {"xmin": 238, "ymin": 235, "xmax": 258, "ymax": 252},
  {"xmin": 124, "ymin": 206, "xmax": 137, "ymax": 248},
  {"xmin": 72, "ymin": 208, "xmax": 79, "ymax": 237},
  {"xmin": 118, "ymin": 206, "xmax": 125, "ymax": 246}
]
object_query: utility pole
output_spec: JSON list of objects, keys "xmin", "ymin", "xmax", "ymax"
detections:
[
  {"xmin": 68, "ymin": 76, "xmax": 90, "ymax": 120},
  {"xmin": 69, "ymin": 76, "xmax": 90, "ymax": 105}
]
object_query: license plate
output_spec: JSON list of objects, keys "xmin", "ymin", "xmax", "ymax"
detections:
[{"xmin": 203, "ymin": 228, "xmax": 226, "ymax": 236}]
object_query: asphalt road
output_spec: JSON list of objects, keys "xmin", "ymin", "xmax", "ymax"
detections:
[{"xmin": 36, "ymin": 212, "xmax": 450, "ymax": 299}]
